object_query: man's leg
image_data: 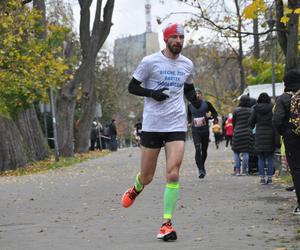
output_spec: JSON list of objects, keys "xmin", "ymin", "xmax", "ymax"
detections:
[
  {"xmin": 163, "ymin": 140, "xmax": 184, "ymax": 220},
  {"xmin": 121, "ymin": 146, "xmax": 160, "ymax": 208},
  {"xmin": 192, "ymin": 132, "xmax": 204, "ymax": 177},
  {"xmin": 156, "ymin": 140, "xmax": 184, "ymax": 241},
  {"xmin": 201, "ymin": 134, "xmax": 209, "ymax": 175},
  {"xmin": 139, "ymin": 147, "xmax": 161, "ymax": 185}
]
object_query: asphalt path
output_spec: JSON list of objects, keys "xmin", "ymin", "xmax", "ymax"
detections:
[{"xmin": 0, "ymin": 140, "xmax": 299, "ymax": 250}]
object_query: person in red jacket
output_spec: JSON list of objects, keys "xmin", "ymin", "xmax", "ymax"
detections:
[{"xmin": 224, "ymin": 113, "xmax": 233, "ymax": 147}]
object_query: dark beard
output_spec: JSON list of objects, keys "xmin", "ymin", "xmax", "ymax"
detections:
[{"xmin": 167, "ymin": 43, "xmax": 182, "ymax": 55}]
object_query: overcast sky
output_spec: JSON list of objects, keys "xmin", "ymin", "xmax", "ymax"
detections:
[
  {"xmin": 71, "ymin": 0, "xmax": 266, "ymax": 53},
  {"xmin": 72, "ymin": 0, "xmax": 199, "ymax": 50}
]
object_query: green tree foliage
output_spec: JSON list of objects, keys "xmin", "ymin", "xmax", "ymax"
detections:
[
  {"xmin": 244, "ymin": 57, "xmax": 285, "ymax": 85},
  {"xmin": 0, "ymin": 0, "xmax": 69, "ymax": 116}
]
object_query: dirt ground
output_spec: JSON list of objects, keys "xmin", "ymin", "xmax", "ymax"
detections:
[{"xmin": 0, "ymin": 140, "xmax": 299, "ymax": 250}]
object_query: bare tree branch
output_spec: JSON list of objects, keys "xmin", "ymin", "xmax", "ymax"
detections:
[
  {"xmin": 79, "ymin": 0, "xmax": 93, "ymax": 56},
  {"xmin": 92, "ymin": 0, "xmax": 102, "ymax": 37},
  {"xmin": 95, "ymin": 0, "xmax": 114, "ymax": 52},
  {"xmin": 159, "ymin": 6, "xmax": 284, "ymax": 38}
]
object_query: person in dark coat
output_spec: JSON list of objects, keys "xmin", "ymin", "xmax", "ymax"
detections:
[
  {"xmin": 90, "ymin": 121, "xmax": 98, "ymax": 151},
  {"xmin": 249, "ymin": 92, "xmax": 275, "ymax": 185},
  {"xmin": 109, "ymin": 119, "xmax": 118, "ymax": 151},
  {"xmin": 232, "ymin": 95, "xmax": 253, "ymax": 175},
  {"xmin": 273, "ymin": 68, "xmax": 300, "ymax": 215}
]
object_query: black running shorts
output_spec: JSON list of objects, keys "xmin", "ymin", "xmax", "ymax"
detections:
[{"xmin": 141, "ymin": 131, "xmax": 186, "ymax": 149}]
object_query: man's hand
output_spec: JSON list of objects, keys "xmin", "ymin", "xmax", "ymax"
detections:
[{"xmin": 150, "ymin": 88, "xmax": 170, "ymax": 101}]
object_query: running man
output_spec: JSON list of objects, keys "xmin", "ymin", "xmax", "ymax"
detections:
[
  {"xmin": 121, "ymin": 23, "xmax": 200, "ymax": 241},
  {"xmin": 187, "ymin": 89, "xmax": 218, "ymax": 178}
]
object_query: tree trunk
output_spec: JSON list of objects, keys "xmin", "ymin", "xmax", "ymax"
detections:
[
  {"xmin": 17, "ymin": 0, "xmax": 49, "ymax": 161},
  {"xmin": 253, "ymin": 18, "xmax": 260, "ymax": 59},
  {"xmin": 234, "ymin": 0, "xmax": 246, "ymax": 94},
  {"xmin": 286, "ymin": 2, "xmax": 299, "ymax": 70},
  {"xmin": 72, "ymin": 0, "xmax": 114, "ymax": 153},
  {"xmin": 56, "ymin": 90, "xmax": 77, "ymax": 157},
  {"xmin": 75, "ymin": 61, "xmax": 97, "ymax": 153},
  {"xmin": 14, "ymin": 107, "xmax": 49, "ymax": 161},
  {"xmin": 0, "ymin": 116, "xmax": 28, "ymax": 171},
  {"xmin": 275, "ymin": 0, "xmax": 287, "ymax": 56},
  {"xmin": 55, "ymin": 0, "xmax": 114, "ymax": 156},
  {"xmin": 56, "ymin": 61, "xmax": 86, "ymax": 157}
]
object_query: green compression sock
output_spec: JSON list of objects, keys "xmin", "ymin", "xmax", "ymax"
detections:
[
  {"xmin": 134, "ymin": 173, "xmax": 144, "ymax": 192},
  {"xmin": 163, "ymin": 182, "xmax": 180, "ymax": 220}
]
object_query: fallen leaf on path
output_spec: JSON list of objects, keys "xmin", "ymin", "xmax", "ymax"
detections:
[{"xmin": 194, "ymin": 237, "xmax": 203, "ymax": 241}]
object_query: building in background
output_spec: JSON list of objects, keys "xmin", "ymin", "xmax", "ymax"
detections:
[
  {"xmin": 113, "ymin": 32, "xmax": 159, "ymax": 73},
  {"xmin": 113, "ymin": 0, "xmax": 159, "ymax": 74}
]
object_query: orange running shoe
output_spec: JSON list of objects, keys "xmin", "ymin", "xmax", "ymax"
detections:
[
  {"xmin": 121, "ymin": 186, "xmax": 142, "ymax": 208},
  {"xmin": 156, "ymin": 222, "xmax": 177, "ymax": 241}
]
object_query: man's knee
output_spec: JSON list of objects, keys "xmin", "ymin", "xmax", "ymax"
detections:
[
  {"xmin": 166, "ymin": 165, "xmax": 180, "ymax": 182},
  {"xmin": 167, "ymin": 172, "xmax": 179, "ymax": 182}
]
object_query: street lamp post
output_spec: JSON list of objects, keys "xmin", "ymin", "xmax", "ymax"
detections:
[{"xmin": 267, "ymin": 15, "xmax": 276, "ymax": 99}]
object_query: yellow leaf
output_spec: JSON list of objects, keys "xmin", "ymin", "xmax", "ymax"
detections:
[
  {"xmin": 286, "ymin": 8, "xmax": 293, "ymax": 14},
  {"xmin": 243, "ymin": 0, "xmax": 266, "ymax": 19},
  {"xmin": 295, "ymin": 8, "xmax": 300, "ymax": 14},
  {"xmin": 280, "ymin": 15, "xmax": 290, "ymax": 24},
  {"xmin": 243, "ymin": 4, "xmax": 257, "ymax": 19}
]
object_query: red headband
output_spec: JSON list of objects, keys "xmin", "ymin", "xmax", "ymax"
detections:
[{"xmin": 163, "ymin": 23, "xmax": 184, "ymax": 43}]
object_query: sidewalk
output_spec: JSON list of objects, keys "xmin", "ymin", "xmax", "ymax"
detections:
[{"xmin": 0, "ymin": 141, "xmax": 299, "ymax": 250}]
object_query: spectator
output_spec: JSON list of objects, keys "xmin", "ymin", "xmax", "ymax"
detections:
[
  {"xmin": 90, "ymin": 121, "xmax": 98, "ymax": 151},
  {"xmin": 221, "ymin": 115, "xmax": 227, "ymax": 141},
  {"xmin": 273, "ymin": 68, "xmax": 300, "ymax": 215},
  {"xmin": 134, "ymin": 118, "xmax": 142, "ymax": 146},
  {"xmin": 212, "ymin": 118, "xmax": 222, "ymax": 149},
  {"xmin": 249, "ymin": 92, "xmax": 275, "ymax": 185},
  {"xmin": 95, "ymin": 121, "xmax": 103, "ymax": 150},
  {"xmin": 224, "ymin": 113, "xmax": 233, "ymax": 147},
  {"xmin": 102, "ymin": 124, "xmax": 110, "ymax": 149},
  {"xmin": 109, "ymin": 119, "xmax": 118, "ymax": 151},
  {"xmin": 232, "ymin": 95, "xmax": 253, "ymax": 176}
]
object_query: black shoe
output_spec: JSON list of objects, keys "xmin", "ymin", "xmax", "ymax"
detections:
[
  {"xmin": 285, "ymin": 186, "xmax": 295, "ymax": 192},
  {"xmin": 293, "ymin": 206, "xmax": 300, "ymax": 215},
  {"xmin": 198, "ymin": 171, "xmax": 205, "ymax": 179},
  {"xmin": 260, "ymin": 178, "xmax": 266, "ymax": 185},
  {"xmin": 266, "ymin": 177, "xmax": 272, "ymax": 185}
]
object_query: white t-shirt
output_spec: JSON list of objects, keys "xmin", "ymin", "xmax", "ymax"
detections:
[{"xmin": 133, "ymin": 51, "xmax": 194, "ymax": 132}]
